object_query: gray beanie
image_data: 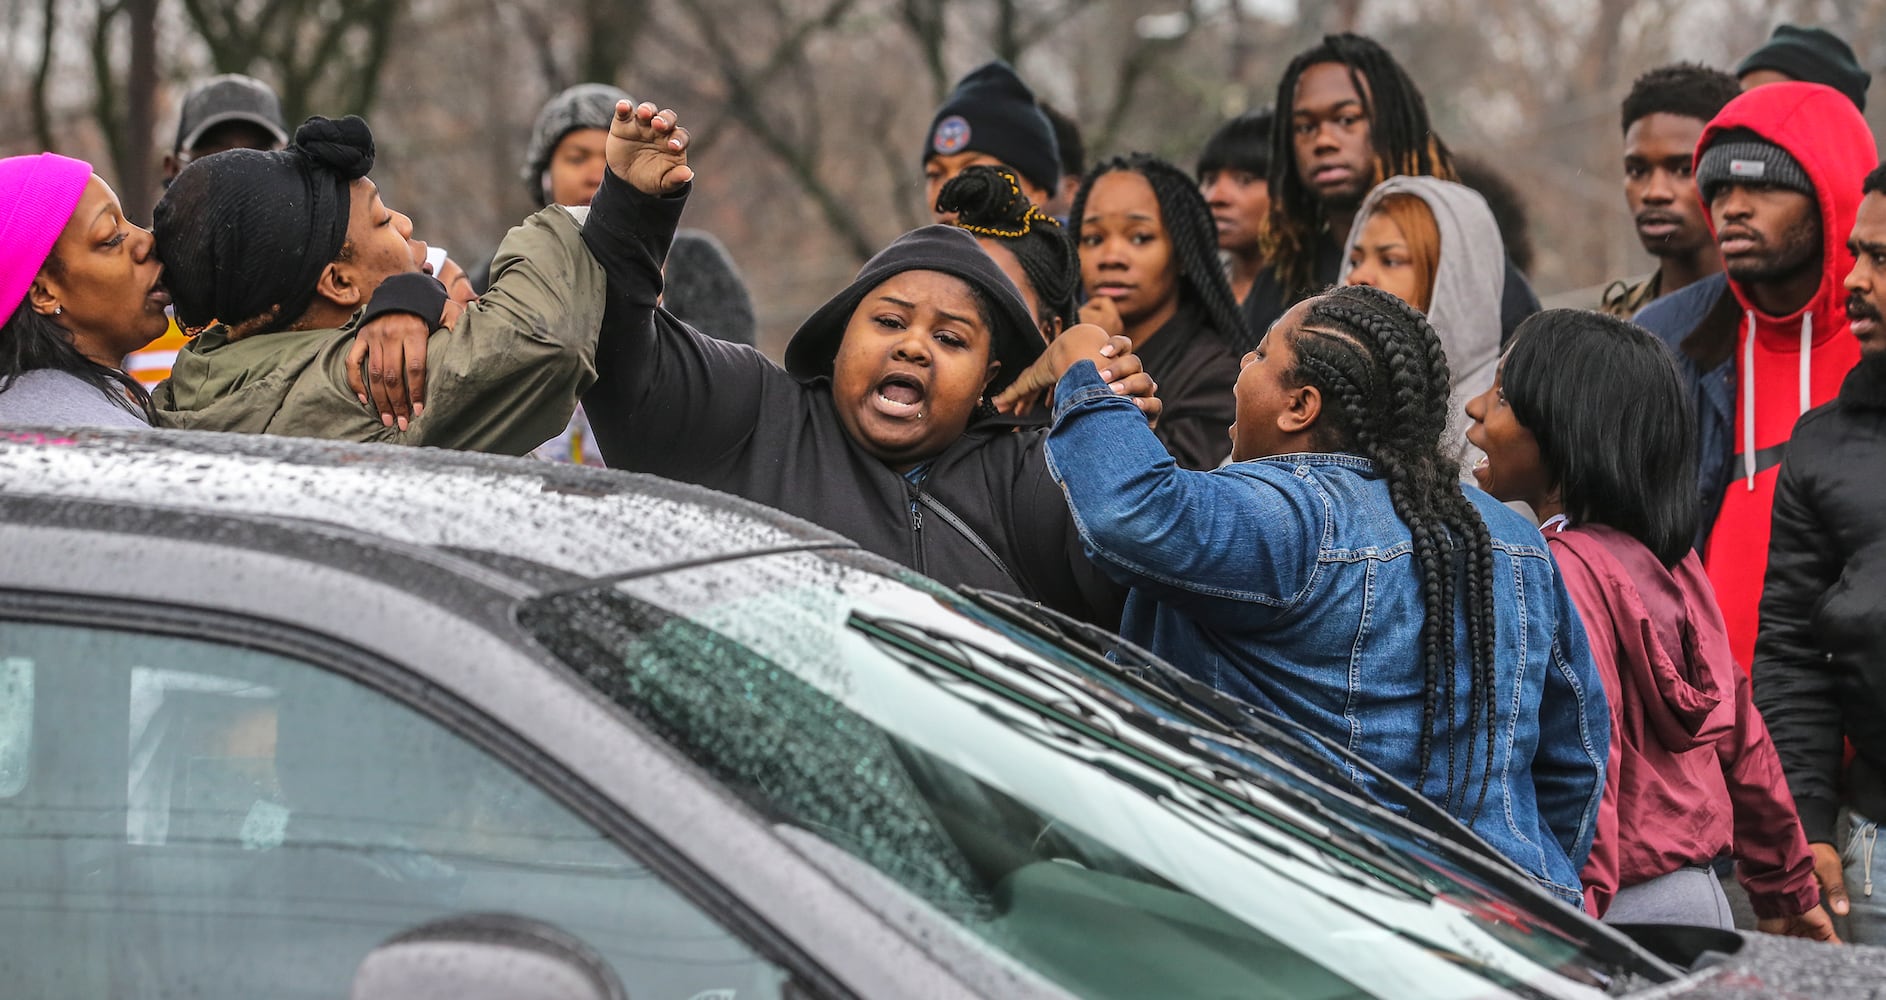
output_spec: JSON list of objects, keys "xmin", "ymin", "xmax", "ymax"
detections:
[
  {"xmin": 1696, "ymin": 130, "xmax": 1814, "ymax": 204},
  {"xmin": 522, "ymin": 83, "xmax": 632, "ymax": 207}
]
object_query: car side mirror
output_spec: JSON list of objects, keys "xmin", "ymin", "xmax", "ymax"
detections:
[{"xmin": 350, "ymin": 912, "xmax": 627, "ymax": 1000}]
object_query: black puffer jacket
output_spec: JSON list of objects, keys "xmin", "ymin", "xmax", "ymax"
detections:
[
  {"xmin": 578, "ymin": 171, "xmax": 1124, "ymax": 628},
  {"xmin": 1753, "ymin": 355, "xmax": 1886, "ymax": 843}
]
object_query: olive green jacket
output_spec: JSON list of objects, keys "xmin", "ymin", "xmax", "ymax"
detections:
[
  {"xmin": 1598, "ymin": 270, "xmax": 1662, "ymax": 320},
  {"xmin": 153, "ymin": 205, "xmax": 602, "ymax": 456}
]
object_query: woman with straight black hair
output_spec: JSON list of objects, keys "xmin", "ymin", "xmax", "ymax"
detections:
[
  {"xmin": 1466, "ymin": 309, "xmax": 1833, "ymax": 937},
  {"xmin": 1195, "ymin": 109, "xmax": 1274, "ymax": 329},
  {"xmin": 1476, "ymin": 309, "xmax": 1696, "ymax": 561}
]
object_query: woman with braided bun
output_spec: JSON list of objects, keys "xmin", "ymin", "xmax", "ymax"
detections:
[
  {"xmin": 150, "ymin": 113, "xmax": 610, "ymax": 454},
  {"xmin": 998, "ymin": 283, "xmax": 1608, "ymax": 904},
  {"xmin": 1073, "ymin": 154, "xmax": 1245, "ymax": 469},
  {"xmin": 938, "ymin": 164, "xmax": 1080, "ymax": 343},
  {"xmin": 937, "ymin": 164, "xmax": 1080, "ymax": 429}
]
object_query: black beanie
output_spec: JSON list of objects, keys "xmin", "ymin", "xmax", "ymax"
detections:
[
  {"xmin": 1736, "ymin": 24, "xmax": 1870, "ymax": 111},
  {"xmin": 155, "ymin": 115, "xmax": 375, "ymax": 332},
  {"xmin": 922, "ymin": 61, "xmax": 1060, "ymax": 195},
  {"xmin": 784, "ymin": 225, "xmax": 1042, "ymax": 394}
]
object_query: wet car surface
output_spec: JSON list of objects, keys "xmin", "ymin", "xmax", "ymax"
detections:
[{"xmin": 0, "ymin": 428, "xmax": 1880, "ymax": 999}]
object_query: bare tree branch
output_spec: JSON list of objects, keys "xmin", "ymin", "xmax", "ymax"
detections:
[
  {"xmin": 1090, "ymin": 4, "xmax": 1200, "ymax": 154},
  {"xmin": 90, "ymin": 0, "xmax": 129, "ymax": 182},
  {"xmin": 179, "ymin": 0, "xmax": 408, "ymax": 123},
  {"xmin": 898, "ymin": 0, "xmax": 950, "ymax": 105},
  {"xmin": 674, "ymin": 0, "xmax": 879, "ymax": 261},
  {"xmin": 29, "ymin": 0, "xmax": 56, "ymax": 150}
]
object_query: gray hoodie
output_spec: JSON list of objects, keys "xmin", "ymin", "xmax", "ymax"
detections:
[{"xmin": 1339, "ymin": 176, "xmax": 1505, "ymax": 474}]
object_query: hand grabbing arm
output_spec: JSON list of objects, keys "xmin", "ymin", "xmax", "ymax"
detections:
[{"xmin": 993, "ymin": 323, "xmax": 1160, "ymax": 424}]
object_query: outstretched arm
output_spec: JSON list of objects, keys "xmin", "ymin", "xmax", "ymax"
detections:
[
  {"xmin": 1026, "ymin": 331, "xmax": 1318, "ymax": 620},
  {"xmin": 578, "ymin": 102, "xmax": 781, "ymax": 476},
  {"xmin": 1716, "ymin": 669, "xmax": 1834, "ymax": 939}
]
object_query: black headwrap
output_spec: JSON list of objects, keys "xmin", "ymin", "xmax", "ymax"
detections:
[{"xmin": 154, "ymin": 115, "xmax": 376, "ymax": 333}]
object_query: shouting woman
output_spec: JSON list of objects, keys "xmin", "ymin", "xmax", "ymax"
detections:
[{"xmin": 580, "ymin": 102, "xmax": 1159, "ymax": 627}]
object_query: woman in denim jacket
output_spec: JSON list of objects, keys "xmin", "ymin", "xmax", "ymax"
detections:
[{"xmin": 997, "ymin": 284, "xmax": 1609, "ymax": 904}]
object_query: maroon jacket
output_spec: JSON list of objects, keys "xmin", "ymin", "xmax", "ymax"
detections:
[{"xmin": 1548, "ymin": 523, "xmax": 1818, "ymax": 919}]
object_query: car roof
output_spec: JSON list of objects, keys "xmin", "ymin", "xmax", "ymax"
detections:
[{"xmin": 0, "ymin": 428, "xmax": 855, "ymax": 586}]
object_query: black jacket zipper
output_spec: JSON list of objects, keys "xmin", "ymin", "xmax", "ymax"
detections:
[{"xmin": 907, "ymin": 480, "xmax": 927, "ymax": 574}]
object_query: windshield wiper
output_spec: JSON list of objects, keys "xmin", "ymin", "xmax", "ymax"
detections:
[
  {"xmin": 955, "ymin": 588, "xmax": 1495, "ymax": 848},
  {"xmin": 944, "ymin": 587, "xmax": 1675, "ymax": 979},
  {"xmin": 848, "ymin": 610, "xmax": 1437, "ymax": 900}
]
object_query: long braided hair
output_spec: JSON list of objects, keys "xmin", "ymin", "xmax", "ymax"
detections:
[
  {"xmin": 1267, "ymin": 34, "xmax": 1456, "ymax": 302},
  {"xmin": 937, "ymin": 164, "xmax": 1080, "ymax": 329},
  {"xmin": 1070, "ymin": 153, "xmax": 1251, "ymax": 352},
  {"xmin": 1290, "ymin": 284, "xmax": 1498, "ymax": 821}
]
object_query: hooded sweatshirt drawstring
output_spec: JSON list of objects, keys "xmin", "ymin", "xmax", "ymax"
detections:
[{"xmin": 1741, "ymin": 311, "xmax": 1815, "ymax": 490}]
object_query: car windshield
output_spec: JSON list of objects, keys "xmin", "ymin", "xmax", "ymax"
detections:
[{"xmin": 520, "ymin": 549, "xmax": 1657, "ymax": 1000}]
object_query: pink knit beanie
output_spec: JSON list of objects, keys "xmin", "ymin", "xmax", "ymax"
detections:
[{"xmin": 0, "ymin": 153, "xmax": 94, "ymax": 321}]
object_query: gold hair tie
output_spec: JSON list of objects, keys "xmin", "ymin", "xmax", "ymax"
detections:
[
  {"xmin": 956, "ymin": 217, "xmax": 1032, "ymax": 239},
  {"xmin": 950, "ymin": 169, "xmax": 1039, "ymax": 238}
]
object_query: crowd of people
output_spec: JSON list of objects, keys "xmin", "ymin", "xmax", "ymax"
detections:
[{"xmin": 4, "ymin": 20, "xmax": 1885, "ymax": 946}]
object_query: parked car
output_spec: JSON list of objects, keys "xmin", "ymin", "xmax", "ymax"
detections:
[{"xmin": 0, "ymin": 428, "xmax": 1877, "ymax": 999}]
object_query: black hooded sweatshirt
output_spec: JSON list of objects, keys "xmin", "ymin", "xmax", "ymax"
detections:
[{"xmin": 579, "ymin": 171, "xmax": 1124, "ymax": 628}]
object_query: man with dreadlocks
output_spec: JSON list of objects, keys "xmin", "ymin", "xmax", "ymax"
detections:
[
  {"xmin": 1000, "ymin": 283, "xmax": 1608, "ymax": 905},
  {"xmin": 1248, "ymin": 34, "xmax": 1539, "ymax": 343}
]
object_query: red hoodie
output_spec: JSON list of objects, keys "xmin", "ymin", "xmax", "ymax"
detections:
[
  {"xmin": 1549, "ymin": 524, "xmax": 1819, "ymax": 919},
  {"xmin": 1697, "ymin": 84, "xmax": 1873, "ymax": 673}
]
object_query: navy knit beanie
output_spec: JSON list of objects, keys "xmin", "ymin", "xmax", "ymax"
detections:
[
  {"xmin": 1736, "ymin": 24, "xmax": 1870, "ymax": 111},
  {"xmin": 922, "ymin": 62, "xmax": 1060, "ymax": 196}
]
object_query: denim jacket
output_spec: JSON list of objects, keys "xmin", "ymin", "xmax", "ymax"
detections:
[{"xmin": 1045, "ymin": 361, "xmax": 1609, "ymax": 903}]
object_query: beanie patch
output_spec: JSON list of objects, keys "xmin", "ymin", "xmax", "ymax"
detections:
[{"xmin": 932, "ymin": 115, "xmax": 972, "ymax": 156}]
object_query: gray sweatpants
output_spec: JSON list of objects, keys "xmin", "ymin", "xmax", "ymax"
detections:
[{"xmin": 1604, "ymin": 866, "xmax": 1734, "ymax": 930}]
